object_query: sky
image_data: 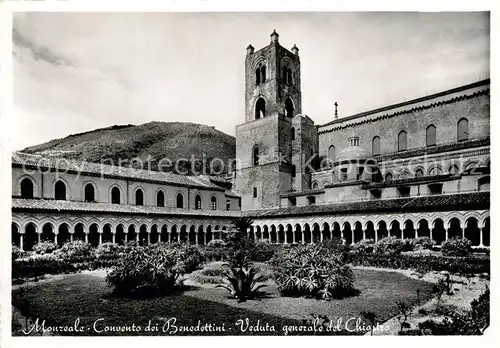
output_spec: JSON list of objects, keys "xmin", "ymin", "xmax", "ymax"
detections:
[{"xmin": 12, "ymin": 12, "xmax": 490, "ymax": 150}]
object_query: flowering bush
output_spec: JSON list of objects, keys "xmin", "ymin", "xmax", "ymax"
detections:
[
  {"xmin": 106, "ymin": 246, "xmax": 185, "ymax": 297},
  {"xmin": 55, "ymin": 240, "xmax": 95, "ymax": 261},
  {"xmin": 441, "ymin": 237, "xmax": 472, "ymax": 257},
  {"xmin": 12, "ymin": 246, "xmax": 25, "ymax": 260},
  {"xmin": 33, "ymin": 241, "xmax": 58, "ymax": 255},
  {"xmin": 352, "ymin": 239, "xmax": 375, "ymax": 254},
  {"xmin": 374, "ymin": 236, "xmax": 410, "ymax": 255},
  {"xmin": 271, "ymin": 244, "xmax": 355, "ymax": 300},
  {"xmin": 411, "ymin": 237, "xmax": 435, "ymax": 251}
]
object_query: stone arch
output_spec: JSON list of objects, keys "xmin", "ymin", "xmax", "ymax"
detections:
[
  {"xmin": 389, "ymin": 220, "xmax": 402, "ymax": 239},
  {"xmin": 18, "ymin": 175, "xmax": 37, "ymax": 198},
  {"xmin": 41, "ymin": 221, "xmax": 56, "ymax": 243},
  {"xmin": 255, "ymin": 96, "xmax": 266, "ymax": 119},
  {"xmin": 194, "ymin": 192, "xmax": 203, "ymax": 210},
  {"xmin": 12, "ymin": 222, "xmax": 21, "ymax": 248},
  {"xmin": 109, "ymin": 184, "xmax": 123, "ymax": 204},
  {"xmin": 397, "ymin": 169, "xmax": 412, "ymax": 180},
  {"xmin": 312, "ymin": 181, "xmax": 319, "ymax": 190},
  {"xmin": 210, "ymin": 195, "xmax": 218, "ymax": 210},
  {"xmin": 332, "ymin": 222, "xmax": 342, "ymax": 239},
  {"xmin": 284, "ymin": 96, "xmax": 295, "ymax": 117},
  {"xmin": 427, "ymin": 164, "xmax": 443, "ymax": 176},
  {"xmin": 464, "ymin": 217, "xmax": 480, "ymax": 246},
  {"xmin": 176, "ymin": 191, "xmax": 185, "ymax": 209},
  {"xmin": 156, "ymin": 188, "xmax": 166, "ymax": 207},
  {"xmin": 24, "ymin": 222, "xmax": 38, "ymax": 251},
  {"xmin": 431, "ymin": 218, "xmax": 446, "ymax": 245},
  {"xmin": 376, "ymin": 220, "xmax": 388, "ymax": 240},
  {"xmin": 57, "ymin": 222, "xmax": 71, "ymax": 246},
  {"xmin": 102, "ymin": 223, "xmax": 113, "ymax": 243},
  {"xmin": 83, "ymin": 180, "xmax": 97, "ymax": 203},
  {"xmin": 53, "ymin": 177, "xmax": 70, "ymax": 200},
  {"xmin": 364, "ymin": 221, "xmax": 376, "ymax": 240},
  {"xmin": 133, "ymin": 186, "xmax": 145, "ymax": 206},
  {"xmin": 403, "ymin": 219, "xmax": 416, "ymax": 239},
  {"xmin": 115, "ymin": 224, "xmax": 126, "ymax": 244},
  {"xmin": 138, "ymin": 224, "xmax": 149, "ymax": 245},
  {"xmin": 321, "ymin": 180, "xmax": 332, "ymax": 188},
  {"xmin": 417, "ymin": 219, "xmax": 430, "ymax": 238},
  {"xmin": 413, "ymin": 165, "xmax": 425, "ymax": 178},
  {"xmin": 294, "ymin": 224, "xmax": 302, "ymax": 244},
  {"xmin": 353, "ymin": 221, "xmax": 363, "ymax": 243},
  {"xmin": 447, "ymin": 217, "xmax": 462, "ymax": 239}
]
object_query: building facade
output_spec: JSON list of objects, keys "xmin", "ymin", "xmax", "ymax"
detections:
[{"xmin": 11, "ymin": 31, "xmax": 490, "ymax": 250}]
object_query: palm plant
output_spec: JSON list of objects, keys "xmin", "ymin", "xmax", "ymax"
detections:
[
  {"xmin": 230, "ymin": 217, "xmax": 254, "ymax": 234},
  {"xmin": 215, "ymin": 259, "xmax": 266, "ymax": 302}
]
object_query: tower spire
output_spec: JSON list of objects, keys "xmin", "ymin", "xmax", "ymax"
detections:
[
  {"xmin": 270, "ymin": 29, "xmax": 279, "ymax": 44},
  {"xmin": 334, "ymin": 102, "xmax": 338, "ymax": 119}
]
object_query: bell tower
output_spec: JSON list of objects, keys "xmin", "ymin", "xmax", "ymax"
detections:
[{"xmin": 235, "ymin": 30, "xmax": 311, "ymax": 210}]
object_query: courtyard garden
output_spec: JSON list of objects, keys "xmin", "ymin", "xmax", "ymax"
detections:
[{"xmin": 12, "ymin": 218, "xmax": 490, "ymax": 336}]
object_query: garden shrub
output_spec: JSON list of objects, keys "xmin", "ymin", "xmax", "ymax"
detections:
[
  {"xmin": 441, "ymin": 237, "xmax": 472, "ymax": 257},
  {"xmin": 347, "ymin": 252, "xmax": 489, "ymax": 274},
  {"xmin": 12, "ymin": 246, "xmax": 24, "ymax": 261},
  {"xmin": 33, "ymin": 241, "xmax": 58, "ymax": 255},
  {"xmin": 12, "ymin": 254, "xmax": 73, "ymax": 279},
  {"xmin": 216, "ymin": 259, "xmax": 267, "ymax": 302},
  {"xmin": 411, "ymin": 237, "xmax": 435, "ymax": 251},
  {"xmin": 106, "ymin": 245, "xmax": 185, "ymax": 297},
  {"xmin": 248, "ymin": 241, "xmax": 281, "ymax": 262},
  {"xmin": 55, "ymin": 240, "xmax": 95, "ymax": 261},
  {"xmin": 321, "ymin": 238, "xmax": 351, "ymax": 253},
  {"xmin": 206, "ymin": 239, "xmax": 226, "ymax": 248},
  {"xmin": 94, "ymin": 242, "xmax": 124, "ymax": 268},
  {"xmin": 401, "ymin": 288, "xmax": 489, "ymax": 335},
  {"xmin": 352, "ymin": 239, "xmax": 375, "ymax": 254},
  {"xmin": 374, "ymin": 236, "xmax": 410, "ymax": 255},
  {"xmin": 271, "ymin": 244, "xmax": 356, "ymax": 300}
]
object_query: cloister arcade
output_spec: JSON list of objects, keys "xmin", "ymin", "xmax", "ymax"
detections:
[
  {"xmin": 12, "ymin": 210, "xmax": 489, "ymax": 251},
  {"xmin": 11, "ymin": 214, "xmax": 231, "ymax": 251},
  {"xmin": 245, "ymin": 210, "xmax": 490, "ymax": 248}
]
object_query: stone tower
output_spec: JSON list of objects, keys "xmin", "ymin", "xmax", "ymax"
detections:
[{"xmin": 235, "ymin": 31, "xmax": 317, "ymax": 210}]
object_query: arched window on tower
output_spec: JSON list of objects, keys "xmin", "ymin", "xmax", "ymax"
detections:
[
  {"xmin": 291, "ymin": 127, "xmax": 295, "ymax": 141},
  {"xmin": 135, "ymin": 188, "xmax": 144, "ymax": 206},
  {"xmin": 176, "ymin": 193, "xmax": 184, "ymax": 209},
  {"xmin": 255, "ymin": 98, "xmax": 266, "ymax": 119},
  {"xmin": 426, "ymin": 125, "xmax": 436, "ymax": 147},
  {"xmin": 111, "ymin": 187, "xmax": 121, "ymax": 204},
  {"xmin": 54, "ymin": 180, "xmax": 67, "ymax": 200},
  {"xmin": 385, "ymin": 172, "xmax": 393, "ymax": 181},
  {"xmin": 398, "ymin": 131, "xmax": 407, "ymax": 151},
  {"xmin": 285, "ymin": 97, "xmax": 294, "ymax": 117},
  {"xmin": 84, "ymin": 183, "xmax": 95, "ymax": 202},
  {"xmin": 457, "ymin": 118, "xmax": 469, "ymax": 141},
  {"xmin": 255, "ymin": 67, "xmax": 261, "ymax": 85},
  {"xmin": 156, "ymin": 190, "xmax": 165, "ymax": 207},
  {"xmin": 328, "ymin": 145, "xmax": 336, "ymax": 165},
  {"xmin": 253, "ymin": 146, "xmax": 260, "ymax": 166},
  {"xmin": 372, "ymin": 136, "xmax": 381, "ymax": 156},
  {"xmin": 261, "ymin": 65, "xmax": 266, "ymax": 82},
  {"xmin": 211, "ymin": 196, "xmax": 218, "ymax": 210},
  {"xmin": 20, "ymin": 177, "xmax": 34, "ymax": 198},
  {"xmin": 195, "ymin": 194, "xmax": 202, "ymax": 210}
]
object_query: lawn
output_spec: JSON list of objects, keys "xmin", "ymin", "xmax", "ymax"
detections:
[{"xmin": 12, "ymin": 264, "xmax": 434, "ymax": 336}]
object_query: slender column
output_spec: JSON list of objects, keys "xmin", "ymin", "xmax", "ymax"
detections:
[
  {"xmin": 147, "ymin": 233, "xmax": 151, "ymax": 245},
  {"xmin": 301, "ymin": 231, "xmax": 305, "ymax": 244},
  {"xmin": 479, "ymin": 225, "xmax": 484, "ymax": 247},
  {"xmin": 99, "ymin": 233, "xmax": 103, "ymax": 245},
  {"xmin": 351, "ymin": 230, "xmax": 355, "ymax": 245},
  {"xmin": 320, "ymin": 231, "xmax": 324, "ymax": 243},
  {"xmin": 167, "ymin": 232, "xmax": 170, "ymax": 243},
  {"xmin": 415, "ymin": 226, "xmax": 419, "ymax": 238},
  {"xmin": 37, "ymin": 232, "xmax": 41, "ymax": 243},
  {"xmin": 112, "ymin": 233, "xmax": 116, "ymax": 244},
  {"xmin": 363, "ymin": 230, "xmax": 366, "ymax": 241},
  {"xmin": 136, "ymin": 233, "xmax": 139, "ymax": 242},
  {"xmin": 85, "ymin": 232, "xmax": 89, "ymax": 243},
  {"xmin": 70, "ymin": 233, "xmax": 74, "ymax": 242},
  {"xmin": 20, "ymin": 234, "xmax": 24, "ymax": 251},
  {"xmin": 203, "ymin": 233, "xmax": 207, "ymax": 245},
  {"xmin": 461, "ymin": 223, "xmax": 465, "ymax": 239},
  {"xmin": 194, "ymin": 233, "xmax": 197, "ymax": 245},
  {"xmin": 445, "ymin": 228, "xmax": 449, "ymax": 242},
  {"xmin": 375, "ymin": 229, "xmax": 378, "ymax": 243},
  {"xmin": 54, "ymin": 233, "xmax": 58, "ymax": 245},
  {"xmin": 430, "ymin": 228, "xmax": 433, "ymax": 243},
  {"xmin": 125, "ymin": 233, "xmax": 128, "ymax": 243}
]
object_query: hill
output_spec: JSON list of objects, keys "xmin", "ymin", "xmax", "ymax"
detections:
[{"xmin": 22, "ymin": 122, "xmax": 236, "ymax": 175}]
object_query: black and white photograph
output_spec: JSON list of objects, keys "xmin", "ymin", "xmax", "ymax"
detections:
[{"xmin": 1, "ymin": 6, "xmax": 493, "ymax": 339}]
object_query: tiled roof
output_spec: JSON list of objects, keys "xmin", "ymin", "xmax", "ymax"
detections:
[
  {"xmin": 319, "ymin": 79, "xmax": 489, "ymax": 132},
  {"xmin": 12, "ymin": 152, "xmax": 225, "ymax": 191},
  {"xmin": 374, "ymin": 137, "xmax": 490, "ymax": 162},
  {"xmin": 362, "ymin": 174, "xmax": 456, "ymax": 189},
  {"xmin": 243, "ymin": 192, "xmax": 489, "ymax": 218},
  {"xmin": 281, "ymin": 188, "xmax": 325, "ymax": 198},
  {"xmin": 12, "ymin": 198, "xmax": 241, "ymax": 217}
]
